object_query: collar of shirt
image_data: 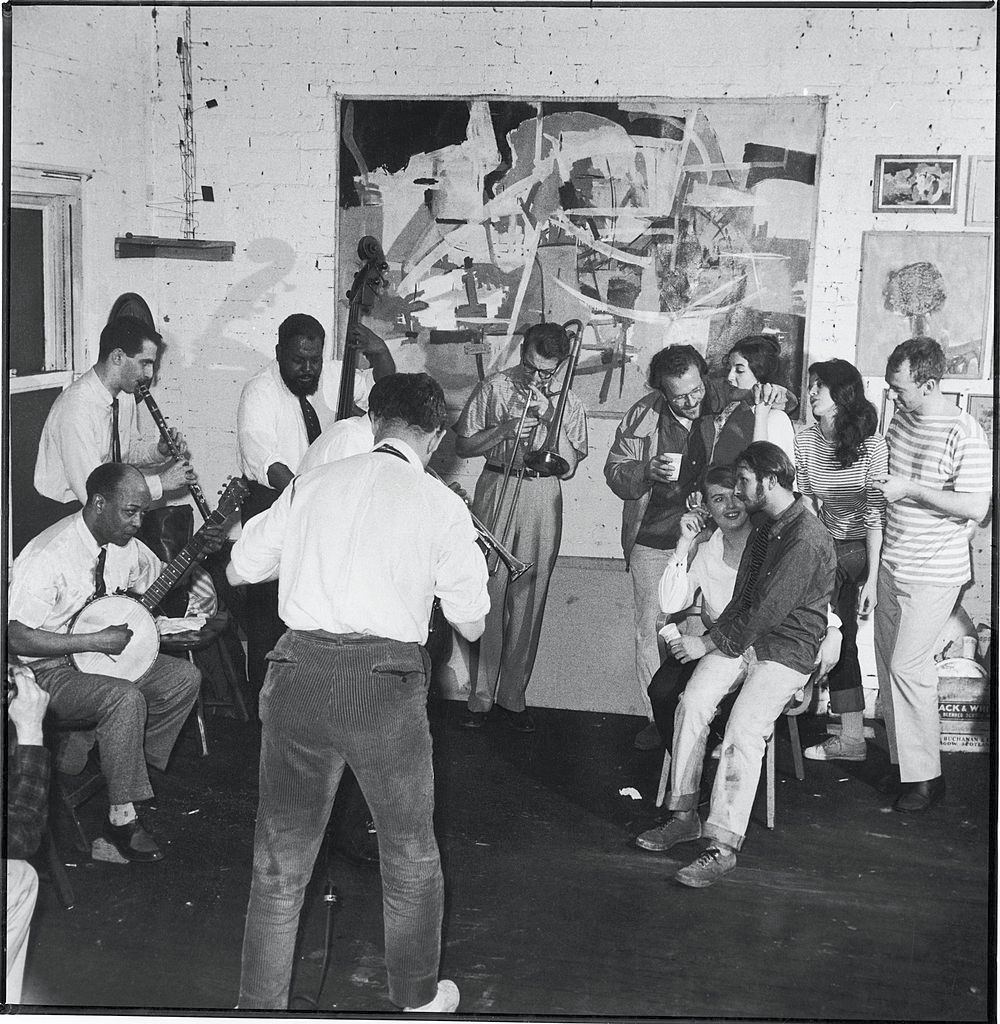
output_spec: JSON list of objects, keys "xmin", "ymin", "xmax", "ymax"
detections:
[
  {"xmin": 374, "ymin": 436, "xmax": 423, "ymax": 471},
  {"xmin": 73, "ymin": 511, "xmax": 103, "ymax": 559},
  {"xmin": 759, "ymin": 496, "xmax": 808, "ymax": 538},
  {"xmin": 80, "ymin": 366, "xmax": 119, "ymax": 405}
]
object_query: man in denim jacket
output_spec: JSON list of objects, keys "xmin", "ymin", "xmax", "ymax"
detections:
[{"xmin": 636, "ymin": 442, "xmax": 836, "ymax": 888}]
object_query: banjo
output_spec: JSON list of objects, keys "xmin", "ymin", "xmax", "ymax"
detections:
[{"xmin": 69, "ymin": 477, "xmax": 249, "ymax": 682}]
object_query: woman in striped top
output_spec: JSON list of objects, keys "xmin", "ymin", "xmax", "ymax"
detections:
[{"xmin": 795, "ymin": 359, "xmax": 888, "ymax": 762}]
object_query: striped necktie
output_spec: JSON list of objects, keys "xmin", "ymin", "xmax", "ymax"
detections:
[
  {"xmin": 110, "ymin": 399, "xmax": 122, "ymax": 463},
  {"xmin": 94, "ymin": 547, "xmax": 108, "ymax": 599}
]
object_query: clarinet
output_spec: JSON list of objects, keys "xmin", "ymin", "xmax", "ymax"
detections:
[{"xmin": 135, "ymin": 381, "xmax": 212, "ymax": 521}]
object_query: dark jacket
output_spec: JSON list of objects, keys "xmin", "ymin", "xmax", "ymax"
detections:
[
  {"xmin": 4, "ymin": 739, "xmax": 50, "ymax": 860},
  {"xmin": 709, "ymin": 497, "xmax": 837, "ymax": 673}
]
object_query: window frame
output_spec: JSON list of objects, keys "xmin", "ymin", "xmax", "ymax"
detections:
[{"xmin": 8, "ymin": 163, "xmax": 89, "ymax": 395}]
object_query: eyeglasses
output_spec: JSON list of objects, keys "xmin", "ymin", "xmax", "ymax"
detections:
[
  {"xmin": 522, "ymin": 357, "xmax": 560, "ymax": 381},
  {"xmin": 663, "ymin": 383, "xmax": 705, "ymax": 407}
]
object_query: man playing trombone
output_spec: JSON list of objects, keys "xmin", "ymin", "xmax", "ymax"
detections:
[{"xmin": 454, "ymin": 322, "xmax": 589, "ymax": 732}]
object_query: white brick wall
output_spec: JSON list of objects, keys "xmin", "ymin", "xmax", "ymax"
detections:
[{"xmin": 9, "ymin": 6, "xmax": 996, "ymax": 623}]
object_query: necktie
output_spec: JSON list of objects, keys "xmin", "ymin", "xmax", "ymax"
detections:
[
  {"xmin": 94, "ymin": 547, "xmax": 108, "ymax": 599},
  {"xmin": 299, "ymin": 395, "xmax": 322, "ymax": 445},
  {"xmin": 111, "ymin": 398, "xmax": 122, "ymax": 463},
  {"xmin": 739, "ymin": 522, "xmax": 772, "ymax": 612}
]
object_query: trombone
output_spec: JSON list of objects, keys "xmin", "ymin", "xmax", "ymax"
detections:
[
  {"xmin": 486, "ymin": 319, "xmax": 585, "ymax": 561},
  {"xmin": 426, "ymin": 468, "xmax": 532, "ymax": 581}
]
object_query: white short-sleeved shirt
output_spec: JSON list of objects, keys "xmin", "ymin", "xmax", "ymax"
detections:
[
  {"xmin": 8, "ymin": 513, "xmax": 162, "ymax": 658},
  {"xmin": 230, "ymin": 438, "xmax": 490, "ymax": 643},
  {"xmin": 297, "ymin": 415, "xmax": 375, "ymax": 476},
  {"xmin": 237, "ymin": 359, "xmax": 374, "ymax": 485},
  {"xmin": 34, "ymin": 368, "xmax": 165, "ymax": 503}
]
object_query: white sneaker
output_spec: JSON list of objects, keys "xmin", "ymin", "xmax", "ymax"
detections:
[
  {"xmin": 404, "ymin": 980, "xmax": 460, "ymax": 1013},
  {"xmin": 803, "ymin": 735, "xmax": 867, "ymax": 762}
]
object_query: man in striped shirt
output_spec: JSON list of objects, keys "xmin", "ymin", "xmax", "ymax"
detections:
[{"xmin": 872, "ymin": 337, "xmax": 992, "ymax": 813}]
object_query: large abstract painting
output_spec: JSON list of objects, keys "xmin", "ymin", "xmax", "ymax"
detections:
[
  {"xmin": 856, "ymin": 231, "xmax": 994, "ymax": 379},
  {"xmin": 337, "ymin": 97, "xmax": 825, "ymax": 415}
]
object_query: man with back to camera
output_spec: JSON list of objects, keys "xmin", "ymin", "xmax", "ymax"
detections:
[
  {"xmin": 7, "ymin": 463, "xmax": 225, "ymax": 862},
  {"xmin": 229, "ymin": 372, "xmax": 489, "ymax": 1013},
  {"xmin": 871, "ymin": 336, "xmax": 991, "ymax": 812},
  {"xmin": 636, "ymin": 442, "xmax": 837, "ymax": 888},
  {"xmin": 236, "ymin": 313, "xmax": 395, "ymax": 710}
]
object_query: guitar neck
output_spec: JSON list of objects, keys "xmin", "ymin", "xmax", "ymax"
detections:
[{"xmin": 139, "ymin": 508, "xmax": 223, "ymax": 612}]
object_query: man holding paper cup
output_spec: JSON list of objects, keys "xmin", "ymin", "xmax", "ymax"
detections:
[{"xmin": 605, "ymin": 344, "xmax": 792, "ymax": 750}]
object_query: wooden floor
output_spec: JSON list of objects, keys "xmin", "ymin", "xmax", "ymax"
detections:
[{"xmin": 23, "ymin": 701, "xmax": 993, "ymax": 1019}]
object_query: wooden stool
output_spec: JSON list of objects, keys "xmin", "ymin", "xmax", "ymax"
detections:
[{"xmin": 160, "ymin": 610, "xmax": 249, "ymax": 757}]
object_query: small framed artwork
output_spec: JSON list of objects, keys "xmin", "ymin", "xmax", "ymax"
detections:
[
  {"xmin": 967, "ymin": 394, "xmax": 994, "ymax": 448},
  {"xmin": 873, "ymin": 155, "xmax": 960, "ymax": 213},
  {"xmin": 966, "ymin": 156, "xmax": 995, "ymax": 227}
]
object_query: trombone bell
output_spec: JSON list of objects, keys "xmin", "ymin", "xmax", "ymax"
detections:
[{"xmin": 522, "ymin": 447, "xmax": 568, "ymax": 478}]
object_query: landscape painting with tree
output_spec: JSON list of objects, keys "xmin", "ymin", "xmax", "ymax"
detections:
[{"xmin": 336, "ymin": 97, "xmax": 826, "ymax": 415}]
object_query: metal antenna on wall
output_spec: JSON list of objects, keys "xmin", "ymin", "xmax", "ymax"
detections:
[{"xmin": 177, "ymin": 8, "xmax": 197, "ymax": 239}]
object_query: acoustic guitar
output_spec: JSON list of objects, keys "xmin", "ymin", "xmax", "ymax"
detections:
[{"xmin": 68, "ymin": 477, "xmax": 248, "ymax": 682}]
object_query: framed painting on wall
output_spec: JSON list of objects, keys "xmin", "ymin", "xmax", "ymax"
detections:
[
  {"xmin": 856, "ymin": 230, "xmax": 993, "ymax": 379},
  {"xmin": 966, "ymin": 156, "xmax": 995, "ymax": 227},
  {"xmin": 335, "ymin": 96, "xmax": 826, "ymax": 417},
  {"xmin": 967, "ymin": 394, "xmax": 994, "ymax": 448},
  {"xmin": 873, "ymin": 155, "xmax": 960, "ymax": 214}
]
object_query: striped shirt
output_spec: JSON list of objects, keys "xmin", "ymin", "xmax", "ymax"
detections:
[
  {"xmin": 882, "ymin": 408, "xmax": 992, "ymax": 586},
  {"xmin": 794, "ymin": 425, "xmax": 888, "ymax": 540}
]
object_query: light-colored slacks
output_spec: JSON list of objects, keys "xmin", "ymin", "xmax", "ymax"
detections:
[
  {"xmin": 874, "ymin": 566, "xmax": 960, "ymax": 783},
  {"xmin": 668, "ymin": 650, "xmax": 809, "ymax": 849},
  {"xmin": 629, "ymin": 543, "xmax": 675, "ymax": 720},
  {"xmin": 5, "ymin": 859, "xmax": 38, "ymax": 1003},
  {"xmin": 468, "ymin": 470, "xmax": 561, "ymax": 713}
]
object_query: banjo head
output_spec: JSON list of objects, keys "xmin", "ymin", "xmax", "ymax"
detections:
[{"xmin": 70, "ymin": 595, "xmax": 160, "ymax": 682}]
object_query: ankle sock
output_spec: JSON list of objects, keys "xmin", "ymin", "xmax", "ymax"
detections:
[{"xmin": 109, "ymin": 803, "xmax": 137, "ymax": 827}]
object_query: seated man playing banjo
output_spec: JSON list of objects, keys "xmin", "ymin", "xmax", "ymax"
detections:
[{"xmin": 7, "ymin": 463, "xmax": 226, "ymax": 863}]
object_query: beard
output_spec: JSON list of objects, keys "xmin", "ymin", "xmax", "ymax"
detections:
[
  {"xmin": 739, "ymin": 481, "xmax": 767, "ymax": 514},
  {"xmin": 280, "ymin": 367, "xmax": 320, "ymax": 397}
]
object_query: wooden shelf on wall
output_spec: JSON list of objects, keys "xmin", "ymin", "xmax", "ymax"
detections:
[{"xmin": 114, "ymin": 234, "xmax": 235, "ymax": 261}]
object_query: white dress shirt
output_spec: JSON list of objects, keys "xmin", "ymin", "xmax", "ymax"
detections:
[
  {"xmin": 231, "ymin": 438, "xmax": 490, "ymax": 643},
  {"xmin": 34, "ymin": 368, "xmax": 165, "ymax": 503},
  {"xmin": 7, "ymin": 512, "xmax": 162, "ymax": 657},
  {"xmin": 297, "ymin": 415, "xmax": 375, "ymax": 476},
  {"xmin": 236, "ymin": 359, "xmax": 374, "ymax": 485}
]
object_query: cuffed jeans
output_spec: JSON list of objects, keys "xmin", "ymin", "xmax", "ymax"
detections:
[
  {"xmin": 874, "ymin": 567, "xmax": 959, "ymax": 783},
  {"xmin": 668, "ymin": 650, "xmax": 809, "ymax": 849},
  {"xmin": 827, "ymin": 538, "xmax": 868, "ymax": 714},
  {"xmin": 630, "ymin": 543, "xmax": 675, "ymax": 720},
  {"xmin": 238, "ymin": 630, "xmax": 443, "ymax": 1011},
  {"xmin": 33, "ymin": 654, "xmax": 201, "ymax": 804}
]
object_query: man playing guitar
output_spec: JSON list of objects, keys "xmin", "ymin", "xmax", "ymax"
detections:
[{"xmin": 7, "ymin": 463, "xmax": 226, "ymax": 863}]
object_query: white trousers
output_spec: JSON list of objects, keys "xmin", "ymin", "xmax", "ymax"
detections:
[
  {"xmin": 630, "ymin": 543, "xmax": 675, "ymax": 720},
  {"xmin": 5, "ymin": 859, "xmax": 38, "ymax": 1003},
  {"xmin": 668, "ymin": 650, "xmax": 809, "ymax": 849},
  {"xmin": 874, "ymin": 567, "xmax": 960, "ymax": 782}
]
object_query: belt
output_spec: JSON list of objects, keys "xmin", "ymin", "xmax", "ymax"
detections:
[{"xmin": 484, "ymin": 462, "xmax": 543, "ymax": 480}]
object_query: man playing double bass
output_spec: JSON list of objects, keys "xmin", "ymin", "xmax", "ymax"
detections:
[
  {"xmin": 454, "ymin": 322, "xmax": 589, "ymax": 733},
  {"xmin": 236, "ymin": 313, "xmax": 395, "ymax": 709}
]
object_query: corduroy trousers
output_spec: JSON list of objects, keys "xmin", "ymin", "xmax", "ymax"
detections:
[{"xmin": 238, "ymin": 630, "xmax": 443, "ymax": 1011}]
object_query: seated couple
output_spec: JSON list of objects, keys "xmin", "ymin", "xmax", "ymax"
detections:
[{"xmin": 636, "ymin": 443, "xmax": 840, "ymax": 888}]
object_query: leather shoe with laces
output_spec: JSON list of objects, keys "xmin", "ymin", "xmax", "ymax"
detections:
[
  {"xmin": 674, "ymin": 845, "xmax": 737, "ymax": 888},
  {"xmin": 894, "ymin": 775, "xmax": 945, "ymax": 813},
  {"xmin": 636, "ymin": 815, "xmax": 701, "ymax": 852},
  {"xmin": 102, "ymin": 818, "xmax": 164, "ymax": 863},
  {"xmin": 460, "ymin": 709, "xmax": 488, "ymax": 730},
  {"xmin": 497, "ymin": 707, "xmax": 535, "ymax": 733}
]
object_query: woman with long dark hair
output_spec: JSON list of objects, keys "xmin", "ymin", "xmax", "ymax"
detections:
[
  {"xmin": 795, "ymin": 358, "xmax": 888, "ymax": 761},
  {"xmin": 722, "ymin": 335, "xmax": 796, "ymax": 462}
]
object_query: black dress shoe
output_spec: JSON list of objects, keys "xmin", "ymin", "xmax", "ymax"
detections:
[
  {"xmin": 102, "ymin": 818, "xmax": 165, "ymax": 862},
  {"xmin": 460, "ymin": 709, "xmax": 488, "ymax": 730},
  {"xmin": 497, "ymin": 707, "xmax": 536, "ymax": 733},
  {"xmin": 894, "ymin": 775, "xmax": 945, "ymax": 813},
  {"xmin": 874, "ymin": 765, "xmax": 902, "ymax": 795}
]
